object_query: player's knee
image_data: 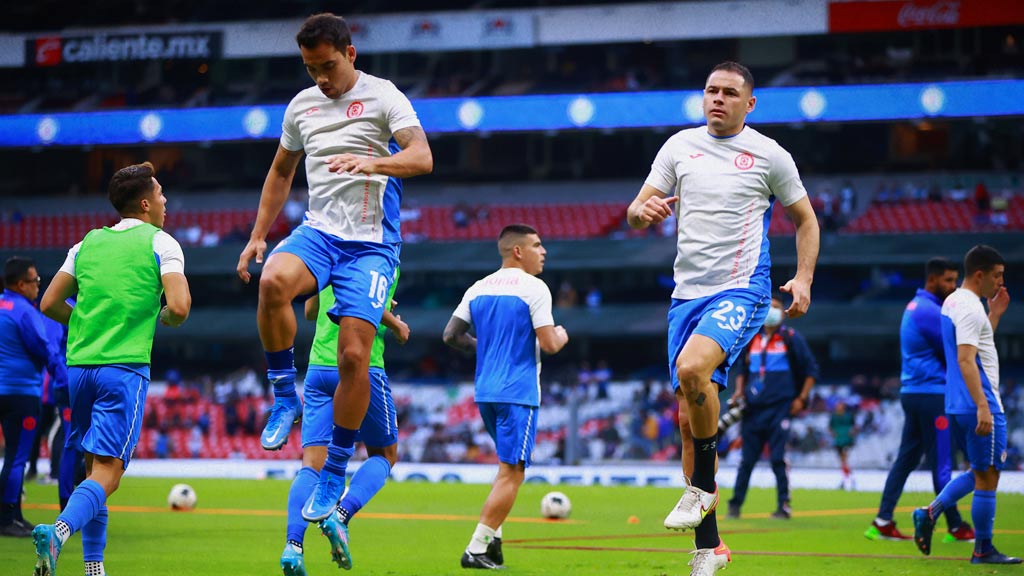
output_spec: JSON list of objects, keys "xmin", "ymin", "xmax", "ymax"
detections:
[
  {"xmin": 258, "ymin": 269, "xmax": 296, "ymax": 304},
  {"xmin": 337, "ymin": 346, "xmax": 370, "ymax": 372},
  {"xmin": 368, "ymin": 445, "xmax": 399, "ymax": 468}
]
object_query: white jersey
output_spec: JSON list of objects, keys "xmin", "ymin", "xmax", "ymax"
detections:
[
  {"xmin": 452, "ymin": 267, "xmax": 555, "ymax": 407},
  {"xmin": 645, "ymin": 126, "xmax": 807, "ymax": 300},
  {"xmin": 941, "ymin": 287, "xmax": 1002, "ymax": 414},
  {"xmin": 281, "ymin": 71, "xmax": 421, "ymax": 244},
  {"xmin": 60, "ymin": 218, "xmax": 184, "ymax": 277}
]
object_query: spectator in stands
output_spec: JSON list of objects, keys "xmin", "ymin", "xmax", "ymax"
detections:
[
  {"xmin": 593, "ymin": 360, "xmax": 612, "ymax": 400},
  {"xmin": 840, "ymin": 181, "xmax": 856, "ymax": 223},
  {"xmin": 585, "ymin": 286, "xmax": 602, "ymax": 309},
  {"xmin": 727, "ymin": 296, "xmax": 818, "ymax": 520},
  {"xmin": 598, "ymin": 416, "xmax": 622, "ymax": 459},
  {"xmin": 576, "ymin": 361, "xmax": 593, "ymax": 395},
  {"xmin": 975, "ymin": 181, "xmax": 991, "ymax": 224},
  {"xmin": 452, "ymin": 202, "xmax": 472, "ymax": 228},
  {"xmin": 830, "ymin": 400, "xmax": 857, "ymax": 490},
  {"xmin": 555, "ymin": 279, "xmax": 578, "ymax": 309}
]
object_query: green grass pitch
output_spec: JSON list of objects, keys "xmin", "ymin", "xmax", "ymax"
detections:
[{"xmin": 6, "ymin": 476, "xmax": 1024, "ymax": 575}]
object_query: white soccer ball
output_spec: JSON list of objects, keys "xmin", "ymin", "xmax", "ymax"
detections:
[
  {"xmin": 540, "ymin": 491, "xmax": 571, "ymax": 519},
  {"xmin": 167, "ymin": 483, "xmax": 197, "ymax": 511}
]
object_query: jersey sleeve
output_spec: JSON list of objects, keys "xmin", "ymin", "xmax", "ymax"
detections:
[
  {"xmin": 384, "ymin": 83, "xmax": 422, "ymax": 135},
  {"xmin": 58, "ymin": 242, "xmax": 83, "ymax": 278},
  {"xmin": 767, "ymin": 146, "xmax": 807, "ymax": 207},
  {"xmin": 643, "ymin": 138, "xmax": 678, "ymax": 196},
  {"xmin": 280, "ymin": 97, "xmax": 304, "ymax": 152},
  {"xmin": 951, "ymin": 303, "xmax": 986, "ymax": 347},
  {"xmin": 527, "ymin": 279, "xmax": 555, "ymax": 329},
  {"xmin": 452, "ymin": 284, "xmax": 476, "ymax": 324},
  {"xmin": 153, "ymin": 231, "xmax": 186, "ymax": 276}
]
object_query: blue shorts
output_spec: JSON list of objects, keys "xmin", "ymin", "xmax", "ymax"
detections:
[
  {"xmin": 668, "ymin": 288, "xmax": 770, "ymax": 390},
  {"xmin": 952, "ymin": 412, "xmax": 1007, "ymax": 472},
  {"xmin": 478, "ymin": 402, "xmax": 538, "ymax": 468},
  {"xmin": 272, "ymin": 224, "xmax": 400, "ymax": 327},
  {"xmin": 67, "ymin": 364, "xmax": 150, "ymax": 469},
  {"xmin": 302, "ymin": 366, "xmax": 398, "ymax": 448}
]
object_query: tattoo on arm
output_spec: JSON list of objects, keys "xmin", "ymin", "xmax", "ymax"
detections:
[{"xmin": 393, "ymin": 126, "xmax": 428, "ymax": 150}]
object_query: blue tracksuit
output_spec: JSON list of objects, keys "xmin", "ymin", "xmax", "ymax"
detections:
[
  {"xmin": 876, "ymin": 288, "xmax": 962, "ymax": 527},
  {"xmin": 730, "ymin": 326, "xmax": 818, "ymax": 508}
]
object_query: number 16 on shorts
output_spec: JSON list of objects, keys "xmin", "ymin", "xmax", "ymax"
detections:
[{"xmin": 368, "ymin": 270, "xmax": 390, "ymax": 309}]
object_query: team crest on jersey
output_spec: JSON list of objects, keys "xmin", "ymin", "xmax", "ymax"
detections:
[
  {"xmin": 305, "ymin": 107, "xmax": 319, "ymax": 116},
  {"xmin": 734, "ymin": 152, "xmax": 755, "ymax": 170},
  {"xmin": 347, "ymin": 101, "xmax": 365, "ymax": 118}
]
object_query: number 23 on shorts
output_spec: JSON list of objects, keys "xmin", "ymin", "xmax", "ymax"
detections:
[{"xmin": 711, "ymin": 300, "xmax": 747, "ymax": 332}]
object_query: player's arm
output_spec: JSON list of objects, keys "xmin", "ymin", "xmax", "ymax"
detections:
[
  {"xmin": 304, "ymin": 297, "xmax": 319, "ymax": 322},
  {"xmin": 236, "ymin": 145, "xmax": 304, "ymax": 283},
  {"xmin": 626, "ymin": 184, "xmax": 678, "ymax": 230},
  {"xmin": 780, "ymin": 196, "xmax": 820, "ymax": 319},
  {"xmin": 326, "ymin": 126, "xmax": 433, "ymax": 178},
  {"xmin": 536, "ymin": 325, "xmax": 569, "ymax": 355},
  {"xmin": 957, "ymin": 343, "xmax": 992, "ymax": 435},
  {"xmin": 381, "ymin": 309, "xmax": 410, "ymax": 345},
  {"xmin": 443, "ymin": 316, "xmax": 476, "ymax": 353},
  {"xmin": 40, "ymin": 271, "xmax": 78, "ymax": 325},
  {"xmin": 159, "ymin": 273, "xmax": 191, "ymax": 327},
  {"xmin": 731, "ymin": 372, "xmax": 746, "ymax": 403},
  {"xmin": 987, "ymin": 286, "xmax": 1009, "ymax": 332}
]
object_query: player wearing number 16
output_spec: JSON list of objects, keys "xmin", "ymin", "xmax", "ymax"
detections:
[
  {"xmin": 233, "ymin": 12, "xmax": 432, "ymax": 524},
  {"xmin": 626, "ymin": 61, "xmax": 819, "ymax": 576}
]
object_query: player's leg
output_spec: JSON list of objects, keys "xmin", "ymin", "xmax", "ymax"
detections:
[
  {"xmin": 48, "ymin": 409, "xmax": 64, "ymax": 485},
  {"xmin": 968, "ymin": 414, "xmax": 1018, "ymax": 564},
  {"xmin": 27, "ymin": 402, "xmax": 56, "ymax": 482},
  {"xmin": 914, "ymin": 414, "xmax": 980, "ymax": 555},
  {"xmin": 919, "ymin": 395, "xmax": 969, "ymax": 539},
  {"xmin": 868, "ymin": 394, "xmax": 925, "ymax": 540},
  {"xmin": 258, "ymin": 226, "xmax": 328, "ymax": 450},
  {"xmin": 0, "ymin": 395, "xmax": 39, "ymax": 537},
  {"xmin": 727, "ymin": 416, "xmax": 761, "ymax": 518},
  {"xmin": 677, "ymin": 403, "xmax": 694, "ymax": 478},
  {"xmin": 58, "ymin": 407, "xmax": 80, "ymax": 511},
  {"xmin": 767, "ymin": 406, "xmax": 791, "ymax": 518}
]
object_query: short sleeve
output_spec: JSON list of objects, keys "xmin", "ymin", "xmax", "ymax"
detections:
[
  {"xmin": 384, "ymin": 83, "xmax": 421, "ymax": 135},
  {"xmin": 280, "ymin": 98, "xmax": 304, "ymax": 152},
  {"xmin": 952, "ymin": 304, "xmax": 986, "ymax": 348},
  {"xmin": 452, "ymin": 285, "xmax": 476, "ymax": 324},
  {"xmin": 767, "ymin": 147, "xmax": 807, "ymax": 207},
  {"xmin": 643, "ymin": 139, "xmax": 678, "ymax": 196},
  {"xmin": 58, "ymin": 242, "xmax": 82, "ymax": 278},
  {"xmin": 154, "ymin": 231, "xmax": 186, "ymax": 276},
  {"xmin": 527, "ymin": 279, "xmax": 555, "ymax": 330}
]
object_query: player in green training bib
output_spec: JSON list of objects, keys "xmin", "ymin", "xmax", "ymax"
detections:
[
  {"xmin": 35, "ymin": 162, "xmax": 192, "ymax": 576},
  {"xmin": 281, "ymin": 268, "xmax": 407, "ymax": 574}
]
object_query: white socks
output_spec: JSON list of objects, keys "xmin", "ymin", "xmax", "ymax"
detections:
[{"xmin": 466, "ymin": 523, "xmax": 497, "ymax": 554}]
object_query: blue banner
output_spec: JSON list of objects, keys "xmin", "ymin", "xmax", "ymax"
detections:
[{"xmin": 1, "ymin": 79, "xmax": 1020, "ymax": 147}]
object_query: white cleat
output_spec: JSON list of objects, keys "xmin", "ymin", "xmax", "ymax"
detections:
[
  {"xmin": 664, "ymin": 484, "xmax": 719, "ymax": 531},
  {"xmin": 688, "ymin": 541, "xmax": 731, "ymax": 576}
]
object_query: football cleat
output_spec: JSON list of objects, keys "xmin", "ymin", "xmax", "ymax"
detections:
[
  {"xmin": 32, "ymin": 524, "xmax": 62, "ymax": 576},
  {"xmin": 319, "ymin": 511, "xmax": 353, "ymax": 570},
  {"xmin": 261, "ymin": 398, "xmax": 302, "ymax": 451},
  {"xmin": 688, "ymin": 540, "xmax": 731, "ymax": 576},
  {"xmin": 461, "ymin": 550, "xmax": 505, "ymax": 570},
  {"xmin": 912, "ymin": 507, "xmax": 934, "ymax": 555},
  {"xmin": 280, "ymin": 544, "xmax": 307, "ymax": 576},
  {"xmin": 665, "ymin": 484, "xmax": 719, "ymax": 531},
  {"xmin": 971, "ymin": 548, "xmax": 1022, "ymax": 564},
  {"xmin": 943, "ymin": 522, "xmax": 975, "ymax": 543},
  {"xmin": 486, "ymin": 537, "xmax": 504, "ymax": 566},
  {"xmin": 303, "ymin": 470, "xmax": 346, "ymax": 522},
  {"xmin": 864, "ymin": 519, "xmax": 912, "ymax": 541}
]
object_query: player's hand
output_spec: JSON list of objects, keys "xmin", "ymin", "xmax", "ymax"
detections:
[
  {"xmin": 554, "ymin": 325, "xmax": 569, "ymax": 344},
  {"xmin": 326, "ymin": 154, "xmax": 379, "ymax": 176},
  {"xmin": 236, "ymin": 238, "xmax": 267, "ymax": 283},
  {"xmin": 789, "ymin": 397, "xmax": 805, "ymax": 416},
  {"xmin": 159, "ymin": 306, "xmax": 184, "ymax": 328},
  {"xmin": 988, "ymin": 286, "xmax": 1010, "ymax": 318},
  {"xmin": 392, "ymin": 314, "xmax": 410, "ymax": 345},
  {"xmin": 975, "ymin": 405, "xmax": 994, "ymax": 436},
  {"xmin": 780, "ymin": 277, "xmax": 812, "ymax": 319},
  {"xmin": 637, "ymin": 195, "xmax": 678, "ymax": 225}
]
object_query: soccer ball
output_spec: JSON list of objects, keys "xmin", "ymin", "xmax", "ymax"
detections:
[
  {"xmin": 167, "ymin": 483, "xmax": 197, "ymax": 511},
  {"xmin": 540, "ymin": 491, "xmax": 571, "ymax": 519}
]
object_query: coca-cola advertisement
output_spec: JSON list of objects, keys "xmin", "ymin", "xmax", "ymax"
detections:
[{"xmin": 829, "ymin": 0, "xmax": 1024, "ymax": 33}]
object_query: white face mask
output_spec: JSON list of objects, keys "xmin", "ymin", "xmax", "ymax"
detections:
[{"xmin": 764, "ymin": 307, "xmax": 783, "ymax": 327}]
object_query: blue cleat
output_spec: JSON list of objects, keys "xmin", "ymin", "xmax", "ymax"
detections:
[
  {"xmin": 32, "ymin": 524, "xmax": 62, "ymax": 576},
  {"xmin": 971, "ymin": 547, "xmax": 1022, "ymax": 564},
  {"xmin": 280, "ymin": 544, "xmax": 308, "ymax": 576},
  {"xmin": 319, "ymin": 511, "xmax": 353, "ymax": 570},
  {"xmin": 912, "ymin": 507, "xmax": 934, "ymax": 556},
  {"xmin": 302, "ymin": 471, "xmax": 346, "ymax": 522},
  {"xmin": 261, "ymin": 398, "xmax": 302, "ymax": 451}
]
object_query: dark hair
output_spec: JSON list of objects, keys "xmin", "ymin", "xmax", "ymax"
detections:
[
  {"xmin": 709, "ymin": 61, "xmax": 754, "ymax": 91},
  {"xmin": 108, "ymin": 161, "xmax": 155, "ymax": 215},
  {"xmin": 925, "ymin": 257, "xmax": 958, "ymax": 278},
  {"xmin": 499, "ymin": 224, "xmax": 539, "ymax": 241},
  {"xmin": 4, "ymin": 256, "xmax": 35, "ymax": 287},
  {"xmin": 964, "ymin": 245, "xmax": 1005, "ymax": 276},
  {"xmin": 296, "ymin": 13, "xmax": 352, "ymax": 51}
]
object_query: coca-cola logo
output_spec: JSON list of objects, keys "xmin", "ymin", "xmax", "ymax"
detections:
[{"xmin": 897, "ymin": 1, "xmax": 961, "ymax": 28}]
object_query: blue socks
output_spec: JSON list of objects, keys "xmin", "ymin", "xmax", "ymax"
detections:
[
  {"xmin": 82, "ymin": 505, "xmax": 108, "ymax": 562},
  {"xmin": 338, "ymin": 456, "xmax": 392, "ymax": 524},
  {"xmin": 973, "ymin": 490, "xmax": 996, "ymax": 555},
  {"xmin": 266, "ymin": 348, "xmax": 296, "ymax": 399},
  {"xmin": 323, "ymin": 427, "xmax": 358, "ymax": 476},
  {"xmin": 57, "ymin": 479, "xmax": 106, "ymax": 535},
  {"xmin": 287, "ymin": 467, "xmax": 319, "ymax": 545},
  {"xmin": 929, "ymin": 471, "xmax": 975, "ymax": 522}
]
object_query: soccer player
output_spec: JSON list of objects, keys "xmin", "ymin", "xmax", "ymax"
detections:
[
  {"xmin": 281, "ymin": 269, "xmax": 407, "ymax": 575},
  {"xmin": 234, "ymin": 13, "xmax": 431, "ymax": 520},
  {"xmin": 627, "ymin": 61, "xmax": 819, "ymax": 575},
  {"xmin": 0, "ymin": 257, "xmax": 67, "ymax": 538},
  {"xmin": 727, "ymin": 296, "xmax": 818, "ymax": 520},
  {"xmin": 865, "ymin": 258, "xmax": 973, "ymax": 542},
  {"xmin": 443, "ymin": 224, "xmax": 568, "ymax": 570},
  {"xmin": 32, "ymin": 161, "xmax": 192, "ymax": 576},
  {"xmin": 913, "ymin": 245, "xmax": 1020, "ymax": 564}
]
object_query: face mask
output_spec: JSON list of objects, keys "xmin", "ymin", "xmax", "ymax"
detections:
[{"xmin": 764, "ymin": 307, "xmax": 783, "ymax": 327}]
